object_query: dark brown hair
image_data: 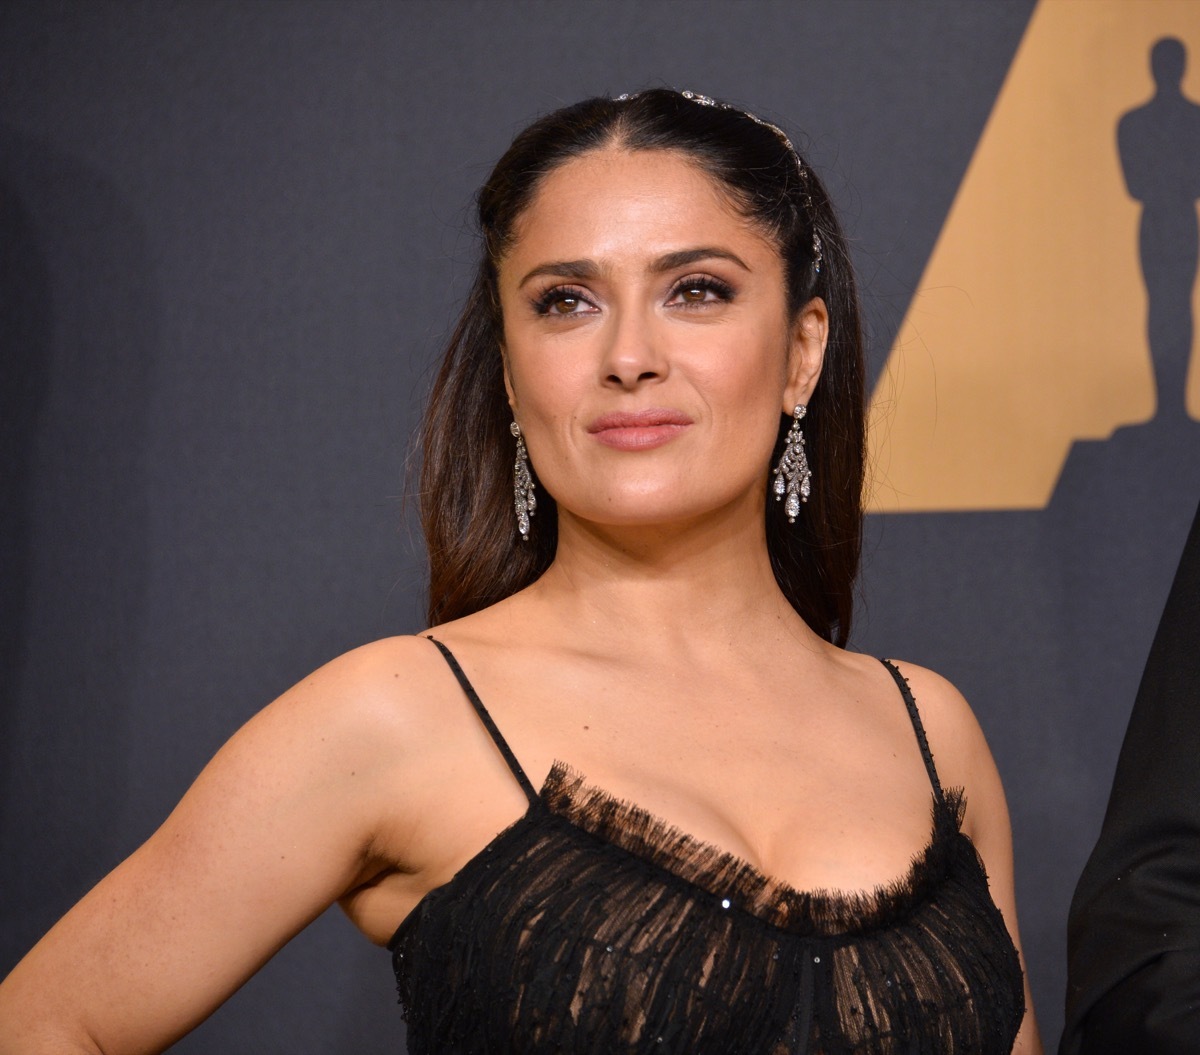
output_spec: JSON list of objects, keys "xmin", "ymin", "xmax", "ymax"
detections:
[{"xmin": 420, "ymin": 89, "xmax": 865, "ymax": 645}]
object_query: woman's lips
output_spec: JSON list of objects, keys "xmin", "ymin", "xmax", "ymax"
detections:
[{"xmin": 586, "ymin": 409, "xmax": 693, "ymax": 451}]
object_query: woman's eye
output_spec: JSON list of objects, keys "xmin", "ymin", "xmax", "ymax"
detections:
[
  {"xmin": 534, "ymin": 287, "xmax": 592, "ymax": 316},
  {"xmin": 670, "ymin": 277, "xmax": 734, "ymax": 306}
]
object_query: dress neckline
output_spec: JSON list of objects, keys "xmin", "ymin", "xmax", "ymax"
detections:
[
  {"xmin": 541, "ymin": 760, "xmax": 968, "ymax": 935},
  {"xmin": 389, "ymin": 759, "xmax": 969, "ymax": 948}
]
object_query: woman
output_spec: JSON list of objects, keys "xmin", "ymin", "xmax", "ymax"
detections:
[{"xmin": 0, "ymin": 89, "xmax": 1041, "ymax": 1053}]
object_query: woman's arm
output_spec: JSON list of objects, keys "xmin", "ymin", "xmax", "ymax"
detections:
[
  {"xmin": 0, "ymin": 637, "xmax": 431, "ymax": 1055},
  {"xmin": 894, "ymin": 662, "xmax": 1044, "ymax": 1055}
]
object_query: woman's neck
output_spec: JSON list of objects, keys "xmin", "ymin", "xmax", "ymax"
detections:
[{"xmin": 519, "ymin": 499, "xmax": 813, "ymax": 655}]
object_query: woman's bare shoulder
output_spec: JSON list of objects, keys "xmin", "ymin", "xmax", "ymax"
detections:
[
  {"xmin": 287, "ymin": 633, "xmax": 446, "ymax": 706},
  {"xmin": 260, "ymin": 634, "xmax": 458, "ymax": 757},
  {"xmin": 879, "ymin": 658, "xmax": 1007, "ymax": 834},
  {"xmin": 299, "ymin": 632, "xmax": 446, "ymax": 685},
  {"xmin": 877, "ymin": 659, "xmax": 988, "ymax": 752}
]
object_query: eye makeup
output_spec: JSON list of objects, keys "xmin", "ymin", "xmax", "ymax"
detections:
[
  {"xmin": 531, "ymin": 285, "xmax": 595, "ymax": 316},
  {"xmin": 529, "ymin": 273, "xmax": 738, "ymax": 317},
  {"xmin": 667, "ymin": 275, "xmax": 736, "ymax": 306}
]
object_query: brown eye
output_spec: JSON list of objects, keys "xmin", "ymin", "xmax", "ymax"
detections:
[
  {"xmin": 534, "ymin": 286, "xmax": 592, "ymax": 316},
  {"xmin": 668, "ymin": 276, "xmax": 734, "ymax": 307}
]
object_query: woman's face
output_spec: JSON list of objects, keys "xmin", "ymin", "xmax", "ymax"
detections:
[{"xmin": 498, "ymin": 147, "xmax": 826, "ymax": 533}]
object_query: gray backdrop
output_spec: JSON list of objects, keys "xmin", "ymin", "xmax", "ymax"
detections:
[{"xmin": 3, "ymin": 1, "xmax": 1199, "ymax": 1050}]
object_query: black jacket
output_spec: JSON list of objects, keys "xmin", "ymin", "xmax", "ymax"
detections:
[{"xmin": 1062, "ymin": 499, "xmax": 1200, "ymax": 1054}]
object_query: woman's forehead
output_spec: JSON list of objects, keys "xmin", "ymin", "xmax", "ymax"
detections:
[{"xmin": 503, "ymin": 147, "xmax": 773, "ymax": 268}]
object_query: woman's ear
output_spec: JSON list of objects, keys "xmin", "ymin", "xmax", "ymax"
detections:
[
  {"xmin": 784, "ymin": 297, "xmax": 827, "ymax": 411},
  {"xmin": 501, "ymin": 345, "xmax": 517, "ymax": 412}
]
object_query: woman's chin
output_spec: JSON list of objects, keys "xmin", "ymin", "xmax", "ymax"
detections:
[{"xmin": 559, "ymin": 497, "xmax": 762, "ymax": 535}]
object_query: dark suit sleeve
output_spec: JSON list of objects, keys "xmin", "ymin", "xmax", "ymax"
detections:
[{"xmin": 1061, "ymin": 499, "xmax": 1200, "ymax": 1054}]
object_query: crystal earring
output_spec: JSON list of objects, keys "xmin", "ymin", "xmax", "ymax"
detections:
[
  {"xmin": 772, "ymin": 404, "xmax": 812, "ymax": 523},
  {"xmin": 511, "ymin": 421, "xmax": 536, "ymax": 541}
]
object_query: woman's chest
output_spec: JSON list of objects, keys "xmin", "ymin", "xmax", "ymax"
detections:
[{"xmin": 392, "ymin": 776, "xmax": 1024, "ymax": 1055}]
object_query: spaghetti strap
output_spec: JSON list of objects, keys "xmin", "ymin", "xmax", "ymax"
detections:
[
  {"xmin": 426, "ymin": 636, "xmax": 540, "ymax": 805},
  {"xmin": 879, "ymin": 659, "xmax": 946, "ymax": 805}
]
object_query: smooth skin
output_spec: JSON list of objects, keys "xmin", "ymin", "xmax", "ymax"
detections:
[{"xmin": 0, "ymin": 148, "xmax": 1042, "ymax": 1054}]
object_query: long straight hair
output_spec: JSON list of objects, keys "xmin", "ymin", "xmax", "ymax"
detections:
[{"xmin": 420, "ymin": 90, "xmax": 865, "ymax": 646}]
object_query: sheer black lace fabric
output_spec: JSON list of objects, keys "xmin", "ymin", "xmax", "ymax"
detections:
[{"xmin": 390, "ymin": 642, "xmax": 1025, "ymax": 1054}]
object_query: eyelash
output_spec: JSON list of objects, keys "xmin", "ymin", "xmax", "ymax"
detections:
[
  {"xmin": 531, "ymin": 284, "xmax": 593, "ymax": 316},
  {"xmin": 669, "ymin": 275, "xmax": 736, "ymax": 306},
  {"xmin": 530, "ymin": 275, "xmax": 736, "ymax": 316}
]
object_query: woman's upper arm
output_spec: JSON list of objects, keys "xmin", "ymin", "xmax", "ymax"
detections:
[
  {"xmin": 891, "ymin": 662, "xmax": 1044, "ymax": 1055},
  {"xmin": 0, "ymin": 636, "xmax": 433, "ymax": 1055}
]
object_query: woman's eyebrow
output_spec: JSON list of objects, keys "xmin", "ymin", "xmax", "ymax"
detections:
[
  {"xmin": 518, "ymin": 259, "xmax": 598, "ymax": 288},
  {"xmin": 651, "ymin": 247, "xmax": 751, "ymax": 273},
  {"xmin": 518, "ymin": 247, "xmax": 750, "ymax": 289}
]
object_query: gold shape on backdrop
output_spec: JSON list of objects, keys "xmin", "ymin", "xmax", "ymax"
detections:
[{"xmin": 868, "ymin": 0, "xmax": 1200, "ymax": 513}]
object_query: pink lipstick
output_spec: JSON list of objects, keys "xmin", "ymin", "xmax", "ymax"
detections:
[{"xmin": 586, "ymin": 408, "xmax": 693, "ymax": 451}]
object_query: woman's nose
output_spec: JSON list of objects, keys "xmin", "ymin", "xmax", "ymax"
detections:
[{"xmin": 599, "ymin": 307, "xmax": 667, "ymax": 388}]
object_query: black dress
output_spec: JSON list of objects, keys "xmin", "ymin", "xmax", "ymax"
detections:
[{"xmin": 390, "ymin": 640, "xmax": 1025, "ymax": 1054}]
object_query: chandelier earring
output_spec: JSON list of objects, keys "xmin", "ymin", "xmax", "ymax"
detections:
[
  {"xmin": 772, "ymin": 404, "xmax": 812, "ymax": 523},
  {"xmin": 511, "ymin": 421, "xmax": 536, "ymax": 541}
]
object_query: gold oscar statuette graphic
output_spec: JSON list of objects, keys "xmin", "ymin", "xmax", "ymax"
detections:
[{"xmin": 869, "ymin": 0, "xmax": 1200, "ymax": 514}]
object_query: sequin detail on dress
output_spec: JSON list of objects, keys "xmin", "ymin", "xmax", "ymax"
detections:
[{"xmin": 390, "ymin": 642, "xmax": 1025, "ymax": 1053}]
